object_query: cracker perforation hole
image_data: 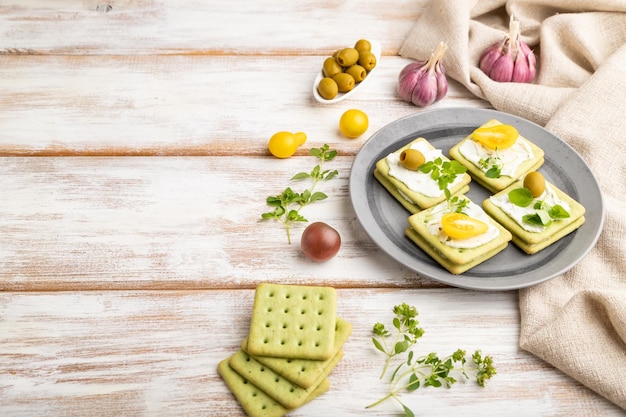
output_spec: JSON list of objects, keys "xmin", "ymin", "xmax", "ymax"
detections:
[
  {"xmin": 300, "ymin": 309, "xmax": 306, "ymax": 315},
  {"xmin": 285, "ymin": 293, "xmax": 291, "ymax": 299},
  {"xmin": 283, "ymin": 308, "xmax": 289, "ymax": 313},
  {"xmin": 282, "ymin": 323, "xmax": 288, "ymax": 329}
]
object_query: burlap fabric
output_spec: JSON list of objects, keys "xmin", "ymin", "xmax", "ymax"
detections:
[{"xmin": 400, "ymin": 0, "xmax": 626, "ymax": 409}]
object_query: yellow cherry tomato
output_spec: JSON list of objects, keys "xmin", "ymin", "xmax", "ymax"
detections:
[
  {"xmin": 267, "ymin": 131, "xmax": 307, "ymax": 158},
  {"xmin": 441, "ymin": 212, "xmax": 489, "ymax": 240},
  {"xmin": 471, "ymin": 124, "xmax": 518, "ymax": 150},
  {"xmin": 339, "ymin": 109, "xmax": 368, "ymax": 138}
]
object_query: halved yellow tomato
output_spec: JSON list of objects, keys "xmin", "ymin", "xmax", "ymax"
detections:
[
  {"xmin": 471, "ymin": 124, "xmax": 518, "ymax": 150},
  {"xmin": 441, "ymin": 212, "xmax": 488, "ymax": 239}
]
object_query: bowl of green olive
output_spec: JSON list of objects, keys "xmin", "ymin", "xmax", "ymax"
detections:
[{"xmin": 313, "ymin": 39, "xmax": 381, "ymax": 104}]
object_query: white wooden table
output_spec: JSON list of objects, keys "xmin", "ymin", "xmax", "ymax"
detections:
[{"xmin": 0, "ymin": 2, "xmax": 623, "ymax": 416}]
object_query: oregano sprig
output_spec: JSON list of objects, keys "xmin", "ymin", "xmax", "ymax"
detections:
[
  {"xmin": 368, "ymin": 304, "xmax": 497, "ymax": 416},
  {"xmin": 419, "ymin": 157, "xmax": 468, "ymax": 212},
  {"xmin": 261, "ymin": 144, "xmax": 338, "ymax": 243},
  {"xmin": 372, "ymin": 303, "xmax": 425, "ymax": 379},
  {"xmin": 478, "ymin": 148, "xmax": 503, "ymax": 178}
]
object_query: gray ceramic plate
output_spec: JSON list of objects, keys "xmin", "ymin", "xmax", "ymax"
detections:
[{"xmin": 349, "ymin": 108, "xmax": 604, "ymax": 291}]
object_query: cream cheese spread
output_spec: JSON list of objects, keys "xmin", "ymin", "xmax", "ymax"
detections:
[
  {"xmin": 489, "ymin": 184, "xmax": 571, "ymax": 232},
  {"xmin": 458, "ymin": 137, "xmax": 533, "ymax": 178},
  {"xmin": 387, "ymin": 141, "xmax": 465, "ymax": 198},
  {"xmin": 426, "ymin": 200, "xmax": 500, "ymax": 249}
]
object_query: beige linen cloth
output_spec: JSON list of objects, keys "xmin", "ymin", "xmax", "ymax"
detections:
[{"xmin": 400, "ymin": 0, "xmax": 626, "ymax": 410}]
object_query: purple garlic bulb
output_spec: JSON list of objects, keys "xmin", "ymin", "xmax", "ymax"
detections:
[
  {"xmin": 479, "ymin": 17, "xmax": 536, "ymax": 83},
  {"xmin": 398, "ymin": 42, "xmax": 448, "ymax": 107}
]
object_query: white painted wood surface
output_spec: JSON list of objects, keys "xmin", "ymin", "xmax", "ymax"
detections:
[{"xmin": 0, "ymin": 1, "xmax": 622, "ymax": 416}]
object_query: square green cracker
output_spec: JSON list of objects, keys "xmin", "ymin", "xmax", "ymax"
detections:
[
  {"xmin": 374, "ymin": 137, "xmax": 472, "ymax": 212},
  {"xmin": 217, "ymin": 358, "xmax": 329, "ymax": 417},
  {"xmin": 247, "ymin": 283, "xmax": 337, "ymax": 361},
  {"xmin": 482, "ymin": 179, "xmax": 586, "ymax": 254},
  {"xmin": 229, "ymin": 350, "xmax": 327, "ymax": 409},
  {"xmin": 405, "ymin": 196, "xmax": 512, "ymax": 274},
  {"xmin": 242, "ymin": 317, "xmax": 352, "ymax": 389},
  {"xmin": 449, "ymin": 119, "xmax": 545, "ymax": 193},
  {"xmin": 405, "ymin": 227, "xmax": 509, "ymax": 275}
]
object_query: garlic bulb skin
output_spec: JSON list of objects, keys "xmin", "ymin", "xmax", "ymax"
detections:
[
  {"xmin": 398, "ymin": 42, "xmax": 448, "ymax": 107},
  {"xmin": 479, "ymin": 17, "xmax": 536, "ymax": 83}
]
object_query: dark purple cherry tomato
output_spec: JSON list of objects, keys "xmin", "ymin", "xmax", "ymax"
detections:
[{"xmin": 300, "ymin": 222, "xmax": 341, "ymax": 262}]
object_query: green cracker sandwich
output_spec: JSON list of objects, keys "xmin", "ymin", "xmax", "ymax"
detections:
[
  {"xmin": 449, "ymin": 119, "xmax": 544, "ymax": 193},
  {"xmin": 242, "ymin": 317, "xmax": 351, "ymax": 389},
  {"xmin": 218, "ymin": 358, "xmax": 329, "ymax": 417},
  {"xmin": 405, "ymin": 195, "xmax": 512, "ymax": 274},
  {"xmin": 375, "ymin": 137, "xmax": 471, "ymax": 213},
  {"xmin": 482, "ymin": 178, "xmax": 586, "ymax": 254},
  {"xmin": 246, "ymin": 283, "xmax": 337, "ymax": 361}
]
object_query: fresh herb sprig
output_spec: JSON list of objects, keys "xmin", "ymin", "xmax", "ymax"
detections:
[
  {"xmin": 368, "ymin": 304, "xmax": 496, "ymax": 416},
  {"xmin": 372, "ymin": 303, "xmax": 425, "ymax": 379},
  {"xmin": 419, "ymin": 157, "xmax": 468, "ymax": 212},
  {"xmin": 261, "ymin": 144, "xmax": 338, "ymax": 243},
  {"xmin": 478, "ymin": 149, "xmax": 503, "ymax": 178}
]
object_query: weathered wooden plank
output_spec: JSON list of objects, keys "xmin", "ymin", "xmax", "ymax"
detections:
[
  {"xmin": 0, "ymin": 156, "xmax": 449, "ymax": 291},
  {"xmin": 0, "ymin": 54, "xmax": 489, "ymax": 156},
  {"xmin": 0, "ymin": 289, "xmax": 622, "ymax": 416},
  {"xmin": 0, "ymin": 1, "xmax": 426, "ymax": 55}
]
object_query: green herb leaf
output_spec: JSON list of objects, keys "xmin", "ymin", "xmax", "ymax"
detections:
[
  {"xmin": 402, "ymin": 404, "xmax": 415, "ymax": 417},
  {"xmin": 508, "ymin": 188, "xmax": 534, "ymax": 207},
  {"xmin": 486, "ymin": 167, "xmax": 501, "ymax": 178},
  {"xmin": 372, "ymin": 337, "xmax": 385, "ymax": 353},
  {"xmin": 523, "ymin": 210, "xmax": 552, "ymax": 226},
  {"xmin": 291, "ymin": 172, "xmax": 310, "ymax": 180},
  {"xmin": 549, "ymin": 204, "xmax": 570, "ymax": 219}
]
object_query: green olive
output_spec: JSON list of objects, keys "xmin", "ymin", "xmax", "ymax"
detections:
[
  {"xmin": 358, "ymin": 51, "xmax": 377, "ymax": 71},
  {"xmin": 399, "ymin": 149, "xmax": 426, "ymax": 171},
  {"xmin": 317, "ymin": 77, "xmax": 339, "ymax": 100},
  {"xmin": 354, "ymin": 39, "xmax": 371, "ymax": 54},
  {"xmin": 322, "ymin": 57, "xmax": 342, "ymax": 78},
  {"xmin": 523, "ymin": 171, "xmax": 546, "ymax": 198},
  {"xmin": 345, "ymin": 64, "xmax": 366, "ymax": 82},
  {"xmin": 335, "ymin": 47, "xmax": 359, "ymax": 67},
  {"xmin": 332, "ymin": 72, "xmax": 355, "ymax": 93}
]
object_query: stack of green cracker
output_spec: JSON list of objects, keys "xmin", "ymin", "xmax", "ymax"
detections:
[{"xmin": 218, "ymin": 283, "xmax": 352, "ymax": 417}]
